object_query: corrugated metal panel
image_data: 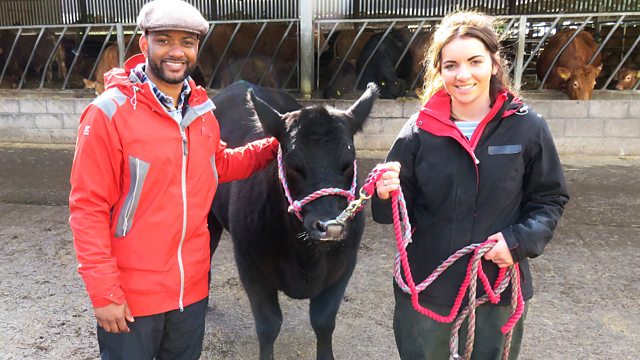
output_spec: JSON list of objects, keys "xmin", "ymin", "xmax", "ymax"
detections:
[
  {"xmin": 316, "ymin": 0, "xmax": 639, "ymax": 19},
  {"xmin": 0, "ymin": 0, "xmax": 299, "ymax": 25},
  {"xmin": 0, "ymin": 0, "xmax": 63, "ymax": 25},
  {"xmin": 2, "ymin": 0, "xmax": 639, "ymax": 25}
]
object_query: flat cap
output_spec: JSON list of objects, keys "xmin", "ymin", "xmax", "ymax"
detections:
[{"xmin": 137, "ymin": 0, "xmax": 209, "ymax": 36}]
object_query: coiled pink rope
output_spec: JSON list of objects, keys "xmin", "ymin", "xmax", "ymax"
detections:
[{"xmin": 357, "ymin": 164, "xmax": 525, "ymax": 359}]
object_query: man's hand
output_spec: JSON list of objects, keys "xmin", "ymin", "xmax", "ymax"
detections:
[
  {"xmin": 94, "ymin": 302, "xmax": 134, "ymax": 333},
  {"xmin": 375, "ymin": 162, "xmax": 401, "ymax": 200},
  {"xmin": 483, "ymin": 232, "xmax": 515, "ymax": 268}
]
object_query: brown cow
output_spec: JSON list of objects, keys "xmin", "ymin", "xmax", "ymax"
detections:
[
  {"xmin": 84, "ymin": 37, "xmax": 141, "ymax": 94},
  {"xmin": 0, "ymin": 29, "xmax": 67, "ymax": 88},
  {"xmin": 615, "ymin": 67, "xmax": 640, "ymax": 90},
  {"xmin": 536, "ymin": 29, "xmax": 602, "ymax": 100},
  {"xmin": 197, "ymin": 23, "xmax": 325, "ymax": 88}
]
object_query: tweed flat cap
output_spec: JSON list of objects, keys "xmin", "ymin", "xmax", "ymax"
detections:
[{"xmin": 137, "ymin": 0, "xmax": 209, "ymax": 36}]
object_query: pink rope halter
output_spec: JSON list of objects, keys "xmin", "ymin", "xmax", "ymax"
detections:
[{"xmin": 277, "ymin": 147, "xmax": 358, "ymax": 221}]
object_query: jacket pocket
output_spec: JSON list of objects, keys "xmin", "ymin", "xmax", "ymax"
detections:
[
  {"xmin": 488, "ymin": 144, "xmax": 523, "ymax": 155},
  {"xmin": 114, "ymin": 156, "xmax": 150, "ymax": 238}
]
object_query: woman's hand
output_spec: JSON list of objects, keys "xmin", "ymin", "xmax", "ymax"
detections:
[
  {"xmin": 483, "ymin": 232, "xmax": 514, "ymax": 268},
  {"xmin": 375, "ymin": 162, "xmax": 401, "ymax": 200}
]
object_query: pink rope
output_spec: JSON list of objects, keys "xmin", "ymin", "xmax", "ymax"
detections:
[
  {"xmin": 356, "ymin": 164, "xmax": 525, "ymax": 358},
  {"xmin": 277, "ymin": 148, "xmax": 357, "ymax": 220}
]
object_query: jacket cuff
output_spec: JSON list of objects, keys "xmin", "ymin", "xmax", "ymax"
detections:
[
  {"xmin": 89, "ymin": 288, "xmax": 126, "ymax": 308},
  {"xmin": 503, "ymin": 226, "xmax": 526, "ymax": 263},
  {"xmin": 268, "ymin": 137, "xmax": 280, "ymax": 155},
  {"xmin": 371, "ymin": 193, "xmax": 393, "ymax": 224}
]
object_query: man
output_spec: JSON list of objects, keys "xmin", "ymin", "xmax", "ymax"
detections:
[{"xmin": 68, "ymin": 0, "xmax": 279, "ymax": 358}]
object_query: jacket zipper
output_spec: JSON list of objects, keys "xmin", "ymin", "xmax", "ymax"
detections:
[
  {"xmin": 122, "ymin": 158, "xmax": 140, "ymax": 237},
  {"xmin": 178, "ymin": 126, "xmax": 188, "ymax": 312}
]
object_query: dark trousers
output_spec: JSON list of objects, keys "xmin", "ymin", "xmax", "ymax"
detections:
[
  {"xmin": 393, "ymin": 286, "xmax": 528, "ymax": 360},
  {"xmin": 97, "ymin": 297, "xmax": 208, "ymax": 360}
]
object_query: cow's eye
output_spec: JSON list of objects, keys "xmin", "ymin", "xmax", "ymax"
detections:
[{"xmin": 573, "ymin": 82, "xmax": 579, "ymax": 88}]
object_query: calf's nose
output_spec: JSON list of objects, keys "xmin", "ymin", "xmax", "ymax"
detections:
[{"xmin": 313, "ymin": 219, "xmax": 346, "ymax": 240}]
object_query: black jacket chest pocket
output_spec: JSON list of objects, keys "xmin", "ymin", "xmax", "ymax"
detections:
[{"xmin": 488, "ymin": 144, "xmax": 523, "ymax": 155}]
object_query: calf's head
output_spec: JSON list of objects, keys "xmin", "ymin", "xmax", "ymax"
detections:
[
  {"xmin": 615, "ymin": 68, "xmax": 640, "ymax": 90},
  {"xmin": 557, "ymin": 64, "xmax": 602, "ymax": 100},
  {"xmin": 249, "ymin": 83, "xmax": 379, "ymax": 241}
]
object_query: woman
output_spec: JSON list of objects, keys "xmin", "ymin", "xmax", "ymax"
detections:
[{"xmin": 372, "ymin": 11, "xmax": 569, "ymax": 359}]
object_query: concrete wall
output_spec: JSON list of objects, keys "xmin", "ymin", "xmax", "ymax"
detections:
[{"xmin": 1, "ymin": 90, "xmax": 639, "ymax": 155}]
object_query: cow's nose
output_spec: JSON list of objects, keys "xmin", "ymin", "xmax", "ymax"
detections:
[{"xmin": 313, "ymin": 219, "xmax": 345, "ymax": 240}]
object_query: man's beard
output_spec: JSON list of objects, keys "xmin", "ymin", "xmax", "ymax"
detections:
[{"xmin": 148, "ymin": 57, "xmax": 196, "ymax": 84}]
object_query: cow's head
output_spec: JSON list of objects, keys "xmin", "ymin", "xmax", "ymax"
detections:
[
  {"xmin": 615, "ymin": 68, "xmax": 640, "ymax": 90},
  {"xmin": 557, "ymin": 64, "xmax": 602, "ymax": 100},
  {"xmin": 378, "ymin": 76, "xmax": 407, "ymax": 99},
  {"xmin": 249, "ymin": 83, "xmax": 379, "ymax": 241}
]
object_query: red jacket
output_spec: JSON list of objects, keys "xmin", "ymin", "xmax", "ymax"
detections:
[{"xmin": 69, "ymin": 56, "xmax": 278, "ymax": 316}]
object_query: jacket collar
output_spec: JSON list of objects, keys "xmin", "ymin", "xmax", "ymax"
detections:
[
  {"xmin": 102, "ymin": 54, "xmax": 215, "ymax": 127},
  {"xmin": 416, "ymin": 89, "xmax": 515, "ymax": 137}
]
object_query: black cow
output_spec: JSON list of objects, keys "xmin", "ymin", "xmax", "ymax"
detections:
[
  {"xmin": 356, "ymin": 31, "xmax": 412, "ymax": 99},
  {"xmin": 209, "ymin": 81, "xmax": 378, "ymax": 360}
]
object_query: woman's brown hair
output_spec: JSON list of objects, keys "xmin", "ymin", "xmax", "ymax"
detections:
[{"xmin": 418, "ymin": 10, "xmax": 516, "ymax": 105}]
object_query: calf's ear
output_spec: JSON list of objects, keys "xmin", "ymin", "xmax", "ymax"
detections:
[
  {"xmin": 346, "ymin": 82, "xmax": 379, "ymax": 134},
  {"xmin": 556, "ymin": 67, "xmax": 572, "ymax": 80},
  {"xmin": 636, "ymin": 70, "xmax": 640, "ymax": 79},
  {"xmin": 248, "ymin": 89, "xmax": 287, "ymax": 142}
]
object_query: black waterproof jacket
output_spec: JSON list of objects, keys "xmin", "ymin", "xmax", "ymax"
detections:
[{"xmin": 372, "ymin": 89, "xmax": 569, "ymax": 306}]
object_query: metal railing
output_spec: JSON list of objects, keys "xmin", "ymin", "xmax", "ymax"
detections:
[
  {"xmin": 315, "ymin": 12, "xmax": 640, "ymax": 97},
  {"xmin": 1, "ymin": 12, "xmax": 639, "ymax": 94}
]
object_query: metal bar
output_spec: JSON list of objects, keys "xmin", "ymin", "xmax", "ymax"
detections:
[
  {"xmin": 394, "ymin": 19, "xmax": 425, "ymax": 70},
  {"xmin": 300, "ymin": 0, "xmax": 313, "ymax": 97},
  {"xmin": 513, "ymin": 16, "xmax": 526, "ymax": 90},
  {"xmin": 88, "ymin": 25, "xmax": 115, "ymax": 82},
  {"xmin": 62, "ymin": 25, "xmax": 91, "ymax": 90},
  {"xmin": 234, "ymin": 22, "xmax": 267, "ymax": 83},
  {"xmin": 197, "ymin": 22, "xmax": 216, "ymax": 61},
  {"xmin": 117, "ymin": 23, "xmax": 125, "ymax": 67},
  {"xmin": 503, "ymin": 18, "xmax": 517, "ymax": 35},
  {"xmin": 539, "ymin": 16, "xmax": 593, "ymax": 89},
  {"xmin": 522, "ymin": 17, "xmax": 560, "ymax": 71},
  {"xmin": 39, "ymin": 27, "xmax": 68, "ymax": 89},
  {"xmin": 589, "ymin": 15, "xmax": 625, "ymax": 65},
  {"xmin": 19, "ymin": 28, "xmax": 47, "ymax": 89},
  {"xmin": 259, "ymin": 22, "xmax": 295, "ymax": 86},
  {"xmin": 207, "ymin": 22, "xmax": 242, "ymax": 88},
  {"xmin": 124, "ymin": 25, "xmax": 141, "ymax": 58},
  {"xmin": 316, "ymin": 21, "xmax": 339, "ymax": 88},
  {"xmin": 602, "ymin": 33, "xmax": 640, "ymax": 89},
  {"xmin": 328, "ymin": 21, "xmax": 369, "ymax": 87},
  {"xmin": 353, "ymin": 21, "xmax": 397, "ymax": 91},
  {"xmin": 0, "ymin": 27, "xmax": 23, "ymax": 87}
]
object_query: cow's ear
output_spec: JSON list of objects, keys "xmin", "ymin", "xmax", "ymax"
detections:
[
  {"xmin": 346, "ymin": 82, "xmax": 379, "ymax": 134},
  {"xmin": 594, "ymin": 64, "xmax": 603, "ymax": 77},
  {"xmin": 248, "ymin": 89, "xmax": 287, "ymax": 141},
  {"xmin": 556, "ymin": 67, "xmax": 572, "ymax": 80}
]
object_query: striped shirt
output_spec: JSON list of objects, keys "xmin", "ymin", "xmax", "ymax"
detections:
[
  {"xmin": 130, "ymin": 64, "xmax": 191, "ymax": 125},
  {"xmin": 454, "ymin": 120, "xmax": 480, "ymax": 140}
]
